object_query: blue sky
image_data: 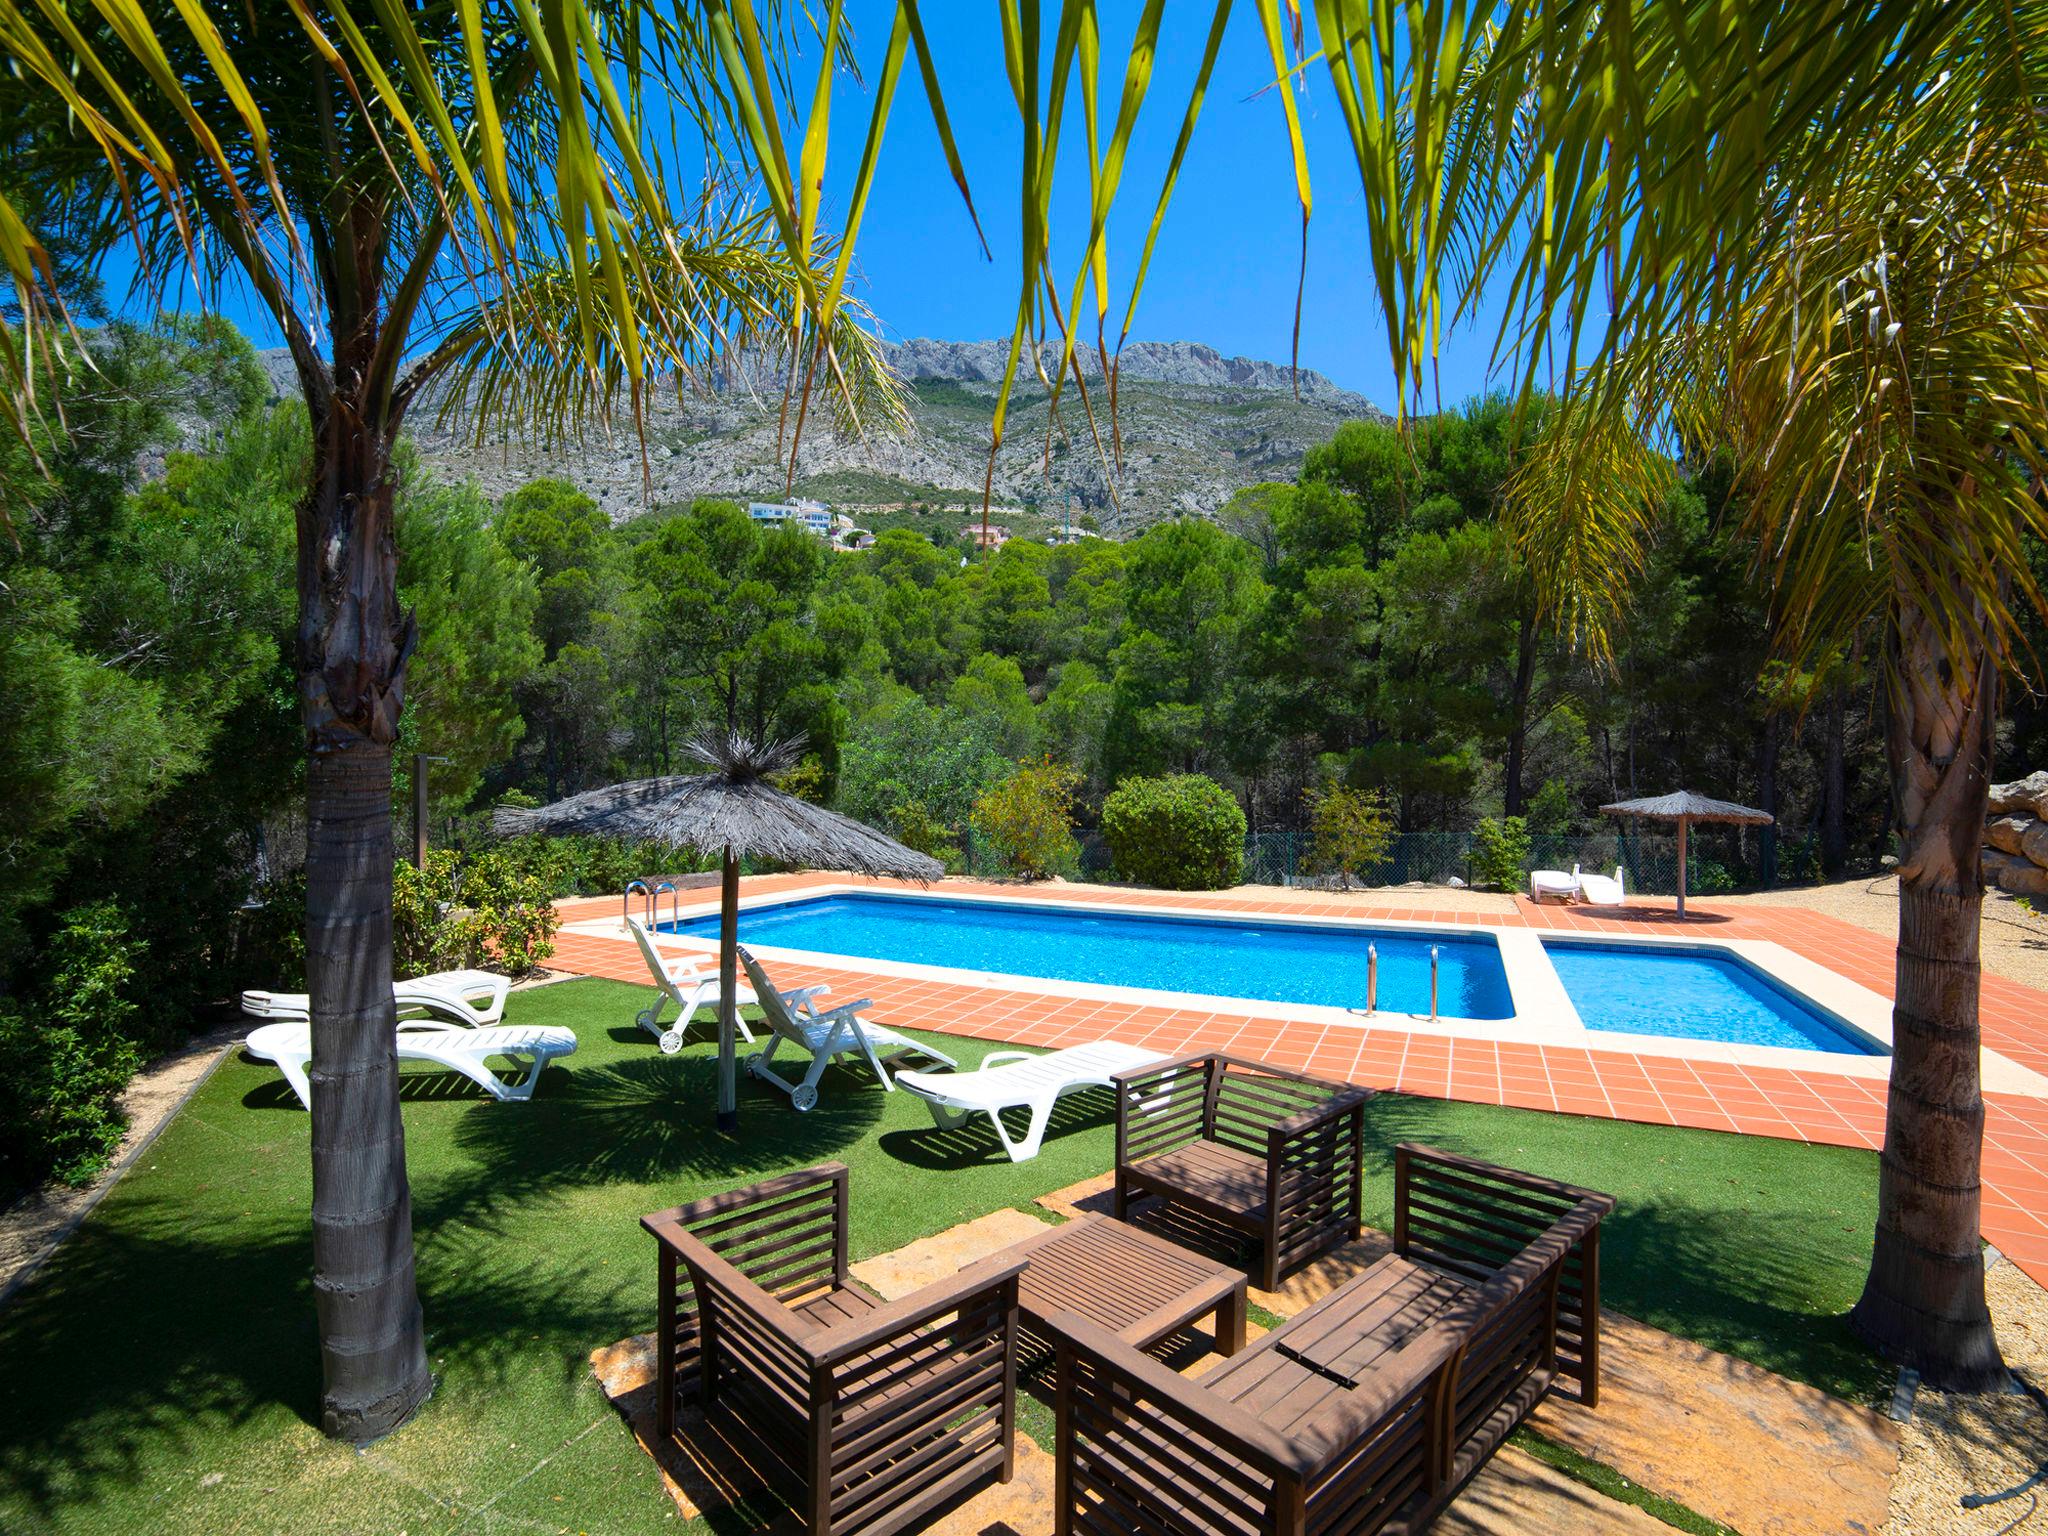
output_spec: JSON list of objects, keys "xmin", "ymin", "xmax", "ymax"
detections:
[
  {"xmin": 826, "ymin": 4, "xmax": 1514, "ymax": 409},
  {"xmin": 119, "ymin": 7, "xmax": 1528, "ymax": 415}
]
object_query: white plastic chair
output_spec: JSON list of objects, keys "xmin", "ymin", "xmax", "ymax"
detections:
[
  {"xmin": 242, "ymin": 1020, "xmax": 577, "ymax": 1109},
  {"xmin": 240, "ymin": 968, "xmax": 511, "ymax": 1028},
  {"xmin": 894, "ymin": 1041, "xmax": 1169, "ymax": 1162},
  {"xmin": 738, "ymin": 946, "xmax": 956, "ymax": 1112},
  {"xmin": 626, "ymin": 918, "xmax": 762, "ymax": 1053},
  {"xmin": 1575, "ymin": 864, "xmax": 1627, "ymax": 904}
]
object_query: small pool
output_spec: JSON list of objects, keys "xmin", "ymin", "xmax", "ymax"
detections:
[
  {"xmin": 1544, "ymin": 941, "xmax": 1881, "ymax": 1055},
  {"xmin": 667, "ymin": 893, "xmax": 1516, "ymax": 1018}
]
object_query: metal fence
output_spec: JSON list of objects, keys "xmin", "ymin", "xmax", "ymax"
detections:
[{"xmin": 962, "ymin": 823, "xmax": 1795, "ymax": 894}]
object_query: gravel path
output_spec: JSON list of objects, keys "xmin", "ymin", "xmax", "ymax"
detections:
[
  {"xmin": 1716, "ymin": 877, "xmax": 2048, "ymax": 995},
  {"xmin": 1888, "ymin": 1257, "xmax": 2048, "ymax": 1534}
]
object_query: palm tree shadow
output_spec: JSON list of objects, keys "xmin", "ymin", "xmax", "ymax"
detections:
[{"xmin": 447, "ymin": 1051, "xmax": 885, "ymax": 1197}]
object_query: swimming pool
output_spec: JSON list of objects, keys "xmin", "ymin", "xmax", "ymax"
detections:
[
  {"xmin": 1544, "ymin": 940, "xmax": 1881, "ymax": 1055},
  {"xmin": 667, "ymin": 893, "xmax": 1516, "ymax": 1018}
]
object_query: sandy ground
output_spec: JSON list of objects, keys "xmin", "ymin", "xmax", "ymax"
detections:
[
  {"xmin": 1720, "ymin": 876, "xmax": 2048, "ymax": 995},
  {"xmin": 1888, "ymin": 1257, "xmax": 2048, "ymax": 1534}
]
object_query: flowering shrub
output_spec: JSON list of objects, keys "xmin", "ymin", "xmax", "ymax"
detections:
[
  {"xmin": 394, "ymin": 848, "xmax": 560, "ymax": 977},
  {"xmin": 971, "ymin": 758, "xmax": 1081, "ymax": 879}
]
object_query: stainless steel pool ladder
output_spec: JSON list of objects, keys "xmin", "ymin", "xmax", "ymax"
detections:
[
  {"xmin": 1365, "ymin": 943, "xmax": 1378, "ymax": 1016},
  {"xmin": 622, "ymin": 878, "xmax": 682, "ymax": 932},
  {"xmin": 1429, "ymin": 945, "xmax": 1440, "ymax": 1022},
  {"xmin": 623, "ymin": 879, "xmax": 652, "ymax": 930}
]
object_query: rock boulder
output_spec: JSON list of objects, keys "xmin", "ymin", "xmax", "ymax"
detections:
[
  {"xmin": 1987, "ymin": 849, "xmax": 2048, "ymax": 897},
  {"xmin": 1990, "ymin": 770, "xmax": 2048, "ymax": 817},
  {"xmin": 2024, "ymin": 819, "xmax": 2048, "ymax": 871},
  {"xmin": 1987, "ymin": 815, "xmax": 2036, "ymax": 855}
]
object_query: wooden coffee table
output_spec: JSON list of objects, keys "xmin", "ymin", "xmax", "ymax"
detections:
[{"xmin": 1005, "ymin": 1213, "xmax": 1248, "ymax": 1356}]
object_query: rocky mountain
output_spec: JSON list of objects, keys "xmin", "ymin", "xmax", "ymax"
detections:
[{"xmin": 255, "ymin": 338, "xmax": 1387, "ymax": 533}]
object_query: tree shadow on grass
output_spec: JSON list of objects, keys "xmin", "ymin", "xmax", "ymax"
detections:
[
  {"xmin": 444, "ymin": 1051, "xmax": 885, "ymax": 1200},
  {"xmin": 0, "ymin": 1050, "xmax": 890, "ymax": 1524},
  {"xmin": 1357, "ymin": 1091, "xmax": 1890, "ymax": 1402}
]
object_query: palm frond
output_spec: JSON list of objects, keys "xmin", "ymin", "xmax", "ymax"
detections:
[{"xmin": 410, "ymin": 204, "xmax": 906, "ymax": 453}]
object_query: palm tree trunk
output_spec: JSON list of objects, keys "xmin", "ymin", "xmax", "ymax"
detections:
[
  {"xmin": 1849, "ymin": 599, "xmax": 2007, "ymax": 1392},
  {"xmin": 299, "ymin": 408, "xmax": 431, "ymax": 1441}
]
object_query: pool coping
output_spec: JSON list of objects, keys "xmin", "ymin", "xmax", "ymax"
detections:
[{"xmin": 571, "ymin": 882, "xmax": 2048, "ymax": 1099}]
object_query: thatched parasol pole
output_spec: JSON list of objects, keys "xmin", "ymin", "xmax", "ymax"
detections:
[
  {"xmin": 716, "ymin": 847, "xmax": 741, "ymax": 1133},
  {"xmin": 1676, "ymin": 816, "xmax": 1689, "ymax": 918}
]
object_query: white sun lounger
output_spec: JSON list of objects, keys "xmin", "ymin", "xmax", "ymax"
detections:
[
  {"xmin": 1574, "ymin": 863, "xmax": 1627, "ymax": 905},
  {"xmin": 738, "ymin": 945, "xmax": 956, "ymax": 1112},
  {"xmin": 240, "ymin": 968, "xmax": 512, "ymax": 1028},
  {"xmin": 1528, "ymin": 869, "xmax": 1577, "ymax": 902},
  {"xmin": 242, "ymin": 1020, "xmax": 578, "ymax": 1110},
  {"xmin": 626, "ymin": 918, "xmax": 767, "ymax": 1053},
  {"xmin": 894, "ymin": 1041, "xmax": 1171, "ymax": 1162}
]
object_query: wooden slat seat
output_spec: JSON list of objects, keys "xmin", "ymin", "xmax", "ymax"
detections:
[
  {"xmin": 644, "ymin": 1164, "xmax": 1023, "ymax": 1536},
  {"xmin": 1053, "ymin": 1144, "xmax": 1616, "ymax": 1536},
  {"xmin": 794, "ymin": 1284, "xmax": 884, "ymax": 1331},
  {"xmin": 1126, "ymin": 1139, "xmax": 1272, "ymax": 1220},
  {"xmin": 1114, "ymin": 1054, "xmax": 1370, "ymax": 1290}
]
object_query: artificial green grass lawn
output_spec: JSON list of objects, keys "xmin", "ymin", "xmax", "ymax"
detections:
[{"xmin": 0, "ymin": 978, "xmax": 1888, "ymax": 1535}]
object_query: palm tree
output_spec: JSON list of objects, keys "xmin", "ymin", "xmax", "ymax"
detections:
[
  {"xmin": 1467, "ymin": 19, "xmax": 2048, "ymax": 1389},
  {"xmin": 0, "ymin": 2, "xmax": 907, "ymax": 1441}
]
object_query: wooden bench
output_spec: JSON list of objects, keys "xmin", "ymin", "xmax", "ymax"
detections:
[
  {"xmin": 643, "ymin": 1163, "xmax": 1023, "ymax": 1536},
  {"xmin": 1053, "ymin": 1145, "xmax": 1616, "ymax": 1535},
  {"xmin": 1114, "ymin": 1053, "xmax": 1371, "ymax": 1289}
]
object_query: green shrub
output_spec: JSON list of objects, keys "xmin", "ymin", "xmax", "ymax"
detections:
[
  {"xmin": 394, "ymin": 848, "xmax": 561, "ymax": 978},
  {"xmin": 1470, "ymin": 816, "xmax": 1532, "ymax": 890},
  {"xmin": 971, "ymin": 758, "xmax": 1081, "ymax": 880},
  {"xmin": 236, "ymin": 869, "xmax": 307, "ymax": 990},
  {"xmin": 1691, "ymin": 859, "xmax": 1737, "ymax": 896},
  {"xmin": 1302, "ymin": 782, "xmax": 1395, "ymax": 888},
  {"xmin": 0, "ymin": 901, "xmax": 147, "ymax": 1191},
  {"xmin": 1101, "ymin": 774, "xmax": 1246, "ymax": 890},
  {"xmin": 886, "ymin": 798, "xmax": 960, "ymax": 866}
]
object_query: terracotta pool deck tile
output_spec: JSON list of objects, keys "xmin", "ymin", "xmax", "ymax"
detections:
[{"xmin": 551, "ymin": 874, "xmax": 2048, "ymax": 1289}]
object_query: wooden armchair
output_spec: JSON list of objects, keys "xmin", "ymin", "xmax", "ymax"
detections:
[
  {"xmin": 1053, "ymin": 1145, "xmax": 1616, "ymax": 1536},
  {"xmin": 1114, "ymin": 1053, "xmax": 1370, "ymax": 1289},
  {"xmin": 642, "ymin": 1163, "xmax": 1023, "ymax": 1536}
]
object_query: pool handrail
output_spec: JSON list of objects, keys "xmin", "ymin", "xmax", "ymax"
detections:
[
  {"xmin": 623, "ymin": 879, "xmax": 653, "ymax": 931},
  {"xmin": 1429, "ymin": 945, "xmax": 1440, "ymax": 1022}
]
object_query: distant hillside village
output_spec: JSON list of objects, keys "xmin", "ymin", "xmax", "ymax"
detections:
[{"xmin": 745, "ymin": 495, "xmax": 1091, "ymax": 553}]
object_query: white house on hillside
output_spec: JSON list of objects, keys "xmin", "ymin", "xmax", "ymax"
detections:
[{"xmin": 747, "ymin": 497, "xmax": 833, "ymax": 536}]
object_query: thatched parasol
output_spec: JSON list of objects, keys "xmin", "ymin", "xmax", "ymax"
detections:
[
  {"xmin": 495, "ymin": 733, "xmax": 941, "ymax": 1131},
  {"xmin": 1599, "ymin": 790, "xmax": 1774, "ymax": 917}
]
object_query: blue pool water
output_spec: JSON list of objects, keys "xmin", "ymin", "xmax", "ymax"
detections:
[
  {"xmin": 668, "ymin": 894, "xmax": 1516, "ymax": 1018},
  {"xmin": 1545, "ymin": 941, "xmax": 1881, "ymax": 1054}
]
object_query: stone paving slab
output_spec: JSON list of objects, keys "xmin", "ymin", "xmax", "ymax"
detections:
[
  {"xmin": 848, "ymin": 1207, "xmax": 1053, "ymax": 1300},
  {"xmin": 1532, "ymin": 1310, "xmax": 1900, "ymax": 1536}
]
